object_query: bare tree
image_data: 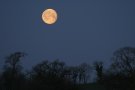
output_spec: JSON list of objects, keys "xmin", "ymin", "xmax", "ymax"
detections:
[
  {"xmin": 94, "ymin": 61, "xmax": 103, "ymax": 83},
  {"xmin": 3, "ymin": 52, "xmax": 26, "ymax": 90},
  {"xmin": 102, "ymin": 47, "xmax": 135, "ymax": 90},
  {"xmin": 78, "ymin": 63, "xmax": 91, "ymax": 84},
  {"xmin": 5, "ymin": 52, "xmax": 26, "ymax": 73},
  {"xmin": 111, "ymin": 47, "xmax": 135, "ymax": 75}
]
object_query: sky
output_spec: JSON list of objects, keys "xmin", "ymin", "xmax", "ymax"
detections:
[{"xmin": 0, "ymin": 0, "xmax": 135, "ymax": 69}]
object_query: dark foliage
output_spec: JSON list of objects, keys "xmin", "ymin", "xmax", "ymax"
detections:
[
  {"xmin": 94, "ymin": 61, "xmax": 103, "ymax": 83},
  {"xmin": 1, "ymin": 47, "xmax": 135, "ymax": 90},
  {"xmin": 0, "ymin": 53, "xmax": 91, "ymax": 90},
  {"xmin": 101, "ymin": 47, "xmax": 135, "ymax": 90}
]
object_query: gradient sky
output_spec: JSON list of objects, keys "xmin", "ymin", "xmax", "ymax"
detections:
[{"xmin": 0, "ymin": 0, "xmax": 135, "ymax": 69}]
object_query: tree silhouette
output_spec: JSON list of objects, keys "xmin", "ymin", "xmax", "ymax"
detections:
[
  {"xmin": 111, "ymin": 47, "xmax": 135, "ymax": 75},
  {"xmin": 1, "ymin": 47, "xmax": 134, "ymax": 90},
  {"xmin": 94, "ymin": 61, "xmax": 103, "ymax": 83},
  {"xmin": 78, "ymin": 63, "xmax": 91, "ymax": 84},
  {"xmin": 2, "ymin": 52, "xmax": 26, "ymax": 90},
  {"xmin": 28, "ymin": 60, "xmax": 76, "ymax": 90},
  {"xmin": 102, "ymin": 47, "xmax": 135, "ymax": 90}
]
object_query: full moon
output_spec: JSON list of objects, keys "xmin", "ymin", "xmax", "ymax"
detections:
[{"xmin": 42, "ymin": 9, "xmax": 57, "ymax": 25}]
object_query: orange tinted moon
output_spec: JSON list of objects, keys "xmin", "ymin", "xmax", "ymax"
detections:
[{"xmin": 42, "ymin": 9, "xmax": 57, "ymax": 24}]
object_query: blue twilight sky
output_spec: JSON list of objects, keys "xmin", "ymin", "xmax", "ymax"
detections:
[{"xmin": 0, "ymin": 0, "xmax": 135, "ymax": 69}]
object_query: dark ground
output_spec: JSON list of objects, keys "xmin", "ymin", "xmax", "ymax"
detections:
[{"xmin": 78, "ymin": 83, "xmax": 106, "ymax": 90}]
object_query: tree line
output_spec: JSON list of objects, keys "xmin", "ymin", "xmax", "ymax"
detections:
[
  {"xmin": 94, "ymin": 47, "xmax": 135, "ymax": 90},
  {"xmin": 0, "ymin": 52, "xmax": 91, "ymax": 90},
  {"xmin": 0, "ymin": 47, "xmax": 135, "ymax": 90}
]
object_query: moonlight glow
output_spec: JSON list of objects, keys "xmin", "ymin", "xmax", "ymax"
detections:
[{"xmin": 42, "ymin": 9, "xmax": 57, "ymax": 25}]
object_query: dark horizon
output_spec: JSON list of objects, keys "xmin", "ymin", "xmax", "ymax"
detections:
[{"xmin": 0, "ymin": 47, "xmax": 135, "ymax": 90}]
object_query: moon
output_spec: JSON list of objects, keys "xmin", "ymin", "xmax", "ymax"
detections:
[{"xmin": 42, "ymin": 9, "xmax": 58, "ymax": 25}]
